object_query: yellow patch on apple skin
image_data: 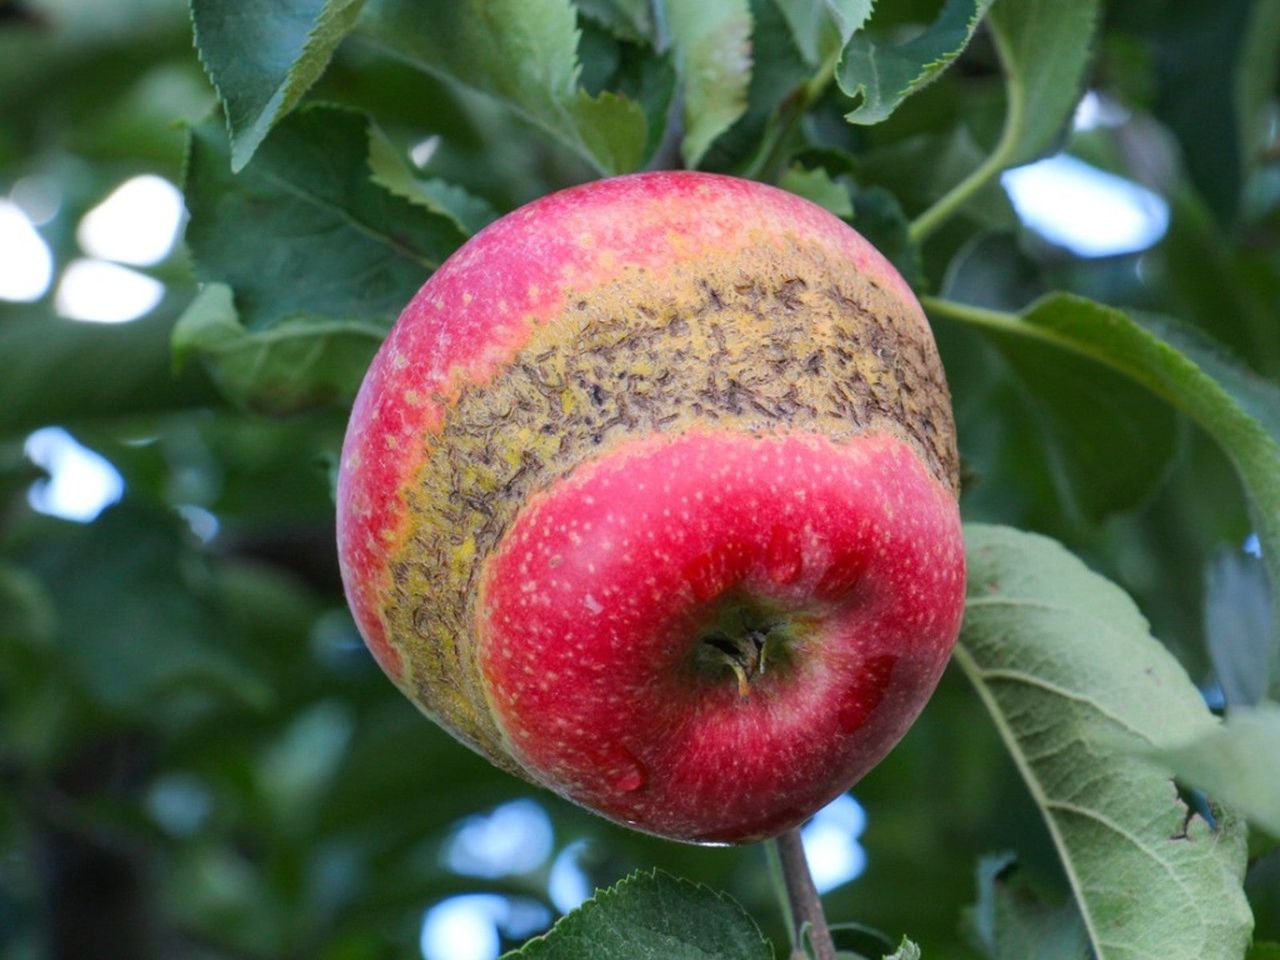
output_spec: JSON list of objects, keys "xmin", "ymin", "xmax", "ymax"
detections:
[{"xmin": 378, "ymin": 234, "xmax": 957, "ymax": 774}]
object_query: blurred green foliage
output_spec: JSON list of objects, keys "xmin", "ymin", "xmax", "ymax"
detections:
[{"xmin": 1, "ymin": 0, "xmax": 1278, "ymax": 958}]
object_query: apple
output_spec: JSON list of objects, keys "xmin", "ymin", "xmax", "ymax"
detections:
[{"xmin": 337, "ymin": 171, "xmax": 964, "ymax": 844}]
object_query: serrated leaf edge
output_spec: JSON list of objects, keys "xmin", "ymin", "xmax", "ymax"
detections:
[
  {"xmin": 838, "ymin": 0, "xmax": 994, "ymax": 126},
  {"xmin": 190, "ymin": 0, "xmax": 367, "ymax": 172},
  {"xmin": 956, "ymin": 523, "xmax": 1252, "ymax": 960},
  {"xmin": 499, "ymin": 868, "xmax": 771, "ymax": 958}
]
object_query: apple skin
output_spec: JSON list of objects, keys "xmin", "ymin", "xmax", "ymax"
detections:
[{"xmin": 337, "ymin": 171, "xmax": 964, "ymax": 843}]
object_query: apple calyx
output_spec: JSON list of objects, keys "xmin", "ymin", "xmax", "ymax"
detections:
[
  {"xmin": 699, "ymin": 626, "xmax": 770, "ymax": 699},
  {"xmin": 692, "ymin": 595, "xmax": 800, "ymax": 699}
]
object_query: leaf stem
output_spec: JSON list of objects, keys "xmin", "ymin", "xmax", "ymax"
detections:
[
  {"xmin": 768, "ymin": 829, "xmax": 837, "ymax": 960},
  {"xmin": 743, "ymin": 47, "xmax": 841, "ymax": 183},
  {"xmin": 920, "ymin": 295, "xmax": 1071, "ymax": 353},
  {"xmin": 927, "ymin": 291, "xmax": 1280, "ymax": 691},
  {"xmin": 907, "ymin": 22, "xmax": 1021, "ymax": 245},
  {"xmin": 906, "ymin": 148, "xmax": 1008, "ymax": 245},
  {"xmin": 921, "ymin": 291, "xmax": 1201, "ymax": 397}
]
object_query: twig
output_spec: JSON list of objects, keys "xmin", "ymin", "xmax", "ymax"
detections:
[{"xmin": 769, "ymin": 828, "xmax": 837, "ymax": 960}]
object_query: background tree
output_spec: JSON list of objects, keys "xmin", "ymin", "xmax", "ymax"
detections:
[{"xmin": 0, "ymin": 0, "xmax": 1277, "ymax": 958}]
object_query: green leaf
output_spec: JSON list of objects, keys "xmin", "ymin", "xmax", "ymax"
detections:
[
  {"xmin": 926, "ymin": 293, "xmax": 1280, "ymax": 696},
  {"xmin": 943, "ymin": 236, "xmax": 1177, "ymax": 522},
  {"xmin": 1142, "ymin": 703, "xmax": 1280, "ymax": 839},
  {"xmin": 0, "ymin": 561, "xmax": 56, "ymax": 647},
  {"xmin": 357, "ymin": 0, "xmax": 649, "ymax": 174},
  {"xmin": 984, "ymin": 0, "xmax": 1100, "ymax": 169},
  {"xmin": 582, "ymin": 29, "xmax": 678, "ymax": 164},
  {"xmin": 1158, "ymin": 187, "xmax": 1280, "ymax": 377},
  {"xmin": 663, "ymin": 0, "xmax": 753, "ymax": 167},
  {"xmin": 181, "ymin": 104, "xmax": 468, "ymax": 412},
  {"xmin": 1028, "ymin": 300, "xmax": 1280, "ymax": 672},
  {"xmin": 860, "ymin": 127, "xmax": 1018, "ymax": 236},
  {"xmin": 257, "ymin": 700, "xmax": 354, "ymax": 832},
  {"xmin": 827, "ymin": 919, "xmax": 896, "ymax": 959},
  {"xmin": 773, "ymin": 0, "xmax": 873, "ymax": 68},
  {"xmin": 173, "ymin": 283, "xmax": 384, "ymax": 416},
  {"xmin": 1135, "ymin": 309, "xmax": 1280, "ymax": 445},
  {"xmin": 1248, "ymin": 943, "xmax": 1280, "ymax": 960},
  {"xmin": 940, "ymin": 232, "xmax": 1045, "ymax": 311},
  {"xmin": 406, "ymin": 177, "xmax": 499, "ymax": 236},
  {"xmin": 0, "ymin": 306, "xmax": 219, "ymax": 437},
  {"xmin": 963, "ymin": 853, "xmax": 1089, "ymax": 960},
  {"xmin": 575, "ymin": 0, "xmax": 654, "ymax": 44},
  {"xmin": 780, "ymin": 163, "xmax": 853, "ymax": 218},
  {"xmin": 908, "ymin": 0, "xmax": 1100, "ymax": 241},
  {"xmin": 365, "ymin": 122, "xmax": 498, "ymax": 234},
  {"xmin": 1152, "ymin": 0, "xmax": 1254, "ymax": 224},
  {"xmin": 573, "ymin": 87, "xmax": 655, "ymax": 174},
  {"xmin": 957, "ymin": 524, "xmax": 1254, "ymax": 960},
  {"xmin": 23, "ymin": 504, "xmax": 272, "ymax": 713},
  {"xmin": 848, "ymin": 185, "xmax": 921, "ymax": 288},
  {"xmin": 836, "ymin": 0, "xmax": 994, "ymax": 126},
  {"xmin": 1205, "ymin": 549, "xmax": 1274, "ymax": 708},
  {"xmin": 883, "ymin": 938, "xmax": 922, "ymax": 960},
  {"xmin": 503, "ymin": 870, "xmax": 771, "ymax": 959},
  {"xmin": 1239, "ymin": 0, "xmax": 1280, "ymax": 181},
  {"xmin": 412, "ymin": 177, "xmax": 496, "ymax": 235},
  {"xmin": 192, "ymin": 0, "xmax": 367, "ymax": 172},
  {"xmin": 185, "ymin": 104, "xmax": 465, "ymax": 323},
  {"xmin": 702, "ymin": 0, "xmax": 809, "ymax": 174}
]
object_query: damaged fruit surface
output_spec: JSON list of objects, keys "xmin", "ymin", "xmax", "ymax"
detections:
[{"xmin": 337, "ymin": 171, "xmax": 965, "ymax": 843}]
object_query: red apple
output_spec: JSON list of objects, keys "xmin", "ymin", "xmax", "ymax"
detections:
[{"xmin": 337, "ymin": 171, "xmax": 964, "ymax": 844}]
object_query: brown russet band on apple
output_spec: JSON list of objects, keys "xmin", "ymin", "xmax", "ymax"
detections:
[{"xmin": 378, "ymin": 234, "xmax": 959, "ymax": 772}]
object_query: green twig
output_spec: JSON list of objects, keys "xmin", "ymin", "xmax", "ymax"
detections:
[
  {"xmin": 920, "ymin": 292, "xmax": 1159, "ymax": 384},
  {"xmin": 907, "ymin": 146, "xmax": 1009, "ymax": 245},
  {"xmin": 921, "ymin": 295, "xmax": 1120, "ymax": 367},
  {"xmin": 920, "ymin": 295, "xmax": 1031, "ymax": 338},
  {"xmin": 907, "ymin": 22, "xmax": 1020, "ymax": 245}
]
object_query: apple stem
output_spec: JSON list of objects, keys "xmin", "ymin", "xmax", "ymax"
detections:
[{"xmin": 770, "ymin": 828, "xmax": 837, "ymax": 960}]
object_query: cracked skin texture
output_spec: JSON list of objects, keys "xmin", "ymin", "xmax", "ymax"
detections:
[{"xmin": 337, "ymin": 171, "xmax": 963, "ymax": 841}]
